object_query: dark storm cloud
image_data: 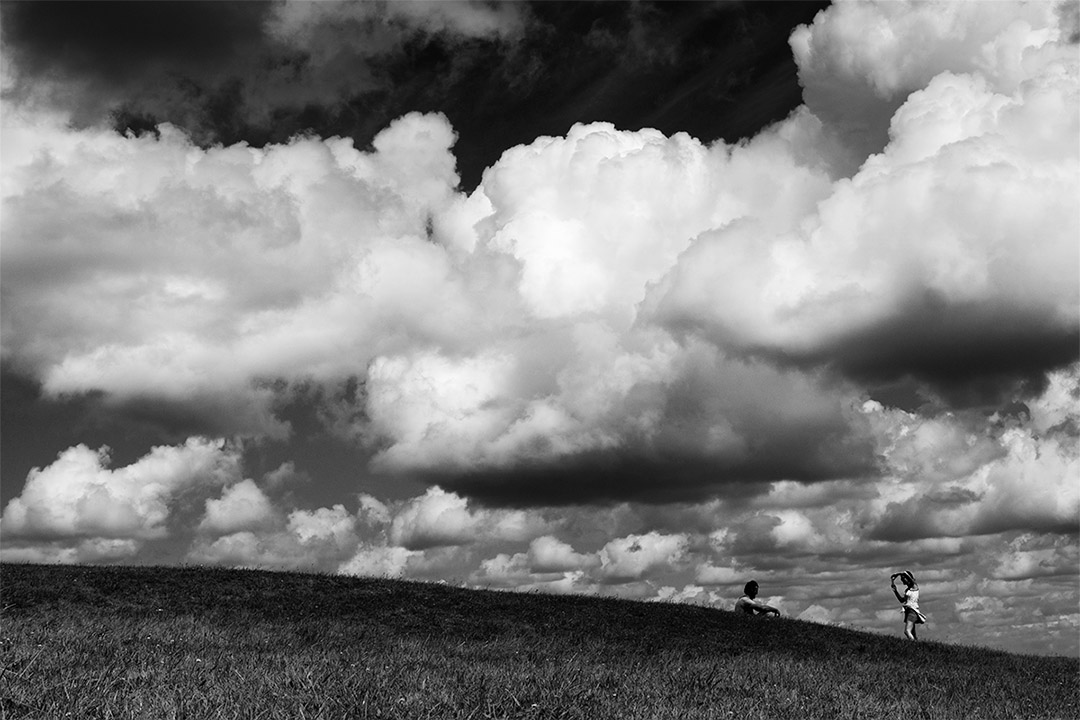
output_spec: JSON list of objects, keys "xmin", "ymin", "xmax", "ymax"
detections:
[
  {"xmin": 0, "ymin": 1, "xmax": 274, "ymax": 138},
  {"xmin": 788, "ymin": 297, "xmax": 1080, "ymax": 409},
  {"xmin": 402, "ymin": 429, "xmax": 877, "ymax": 508}
]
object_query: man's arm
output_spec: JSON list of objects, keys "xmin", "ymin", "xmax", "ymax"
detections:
[
  {"xmin": 758, "ymin": 601, "xmax": 780, "ymax": 616},
  {"xmin": 744, "ymin": 598, "xmax": 780, "ymax": 616}
]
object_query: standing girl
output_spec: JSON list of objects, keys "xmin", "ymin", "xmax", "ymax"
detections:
[{"xmin": 890, "ymin": 570, "xmax": 926, "ymax": 640}]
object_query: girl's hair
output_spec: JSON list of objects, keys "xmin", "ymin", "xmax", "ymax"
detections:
[
  {"xmin": 902, "ymin": 570, "xmax": 918, "ymax": 586},
  {"xmin": 743, "ymin": 580, "xmax": 758, "ymax": 595}
]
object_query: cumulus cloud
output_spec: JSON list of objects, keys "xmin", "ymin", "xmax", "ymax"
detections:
[
  {"xmin": 0, "ymin": 437, "xmax": 241, "ymax": 541},
  {"xmin": 868, "ymin": 365, "xmax": 1080, "ymax": 540},
  {"xmin": 648, "ymin": 55, "xmax": 1078, "ymax": 405},
  {"xmin": 654, "ymin": 585, "xmax": 721, "ymax": 607},
  {"xmin": 188, "ymin": 503, "xmax": 361, "ymax": 571},
  {"xmin": 338, "ymin": 545, "xmax": 419, "ymax": 578},
  {"xmin": 599, "ymin": 531, "xmax": 688, "ymax": 583},
  {"xmin": 2, "ymin": 110, "xmax": 464, "ymax": 436},
  {"xmin": 789, "ymin": 0, "xmax": 1067, "ymax": 169},
  {"xmin": 796, "ymin": 604, "xmax": 834, "ymax": 624},
  {"xmin": 5, "ymin": 0, "xmax": 1075, "ymax": 509},
  {"xmin": 389, "ymin": 487, "xmax": 550, "ymax": 550},
  {"xmin": 990, "ymin": 535, "xmax": 1078, "ymax": 581},
  {"xmin": 198, "ymin": 479, "xmax": 278, "ymax": 536},
  {"xmin": 527, "ymin": 535, "xmax": 597, "ymax": 573}
]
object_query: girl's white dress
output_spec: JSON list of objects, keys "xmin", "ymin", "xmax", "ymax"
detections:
[{"xmin": 903, "ymin": 587, "xmax": 928, "ymax": 624}]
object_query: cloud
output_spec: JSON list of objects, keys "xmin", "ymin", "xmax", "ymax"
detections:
[
  {"xmin": 527, "ymin": 535, "xmax": 597, "ymax": 573},
  {"xmin": 648, "ymin": 61, "xmax": 1078, "ymax": 405},
  {"xmin": 187, "ymin": 503, "xmax": 362, "ymax": 571},
  {"xmin": 268, "ymin": 1, "xmax": 528, "ymax": 48},
  {"xmin": 198, "ymin": 479, "xmax": 279, "ymax": 536},
  {"xmin": 0, "ymin": 538, "xmax": 142, "ymax": 565},
  {"xmin": 0, "ymin": 1, "xmax": 529, "ymax": 144},
  {"xmin": 0, "ymin": 437, "xmax": 240, "ymax": 541},
  {"xmin": 6, "ymin": 1, "xmax": 1074, "ymax": 510},
  {"xmin": 389, "ymin": 487, "xmax": 550, "ymax": 550},
  {"xmin": 368, "ymin": 338, "xmax": 878, "ymax": 505},
  {"xmin": 694, "ymin": 562, "xmax": 744, "ymax": 587},
  {"xmin": 654, "ymin": 585, "xmax": 721, "ymax": 607},
  {"xmin": 868, "ymin": 365, "xmax": 1080, "ymax": 540},
  {"xmin": 796, "ymin": 604, "xmax": 835, "ymax": 625},
  {"xmin": 2, "ymin": 110, "xmax": 463, "ymax": 437},
  {"xmin": 599, "ymin": 531, "xmax": 688, "ymax": 583},
  {"xmin": 989, "ymin": 535, "xmax": 1078, "ymax": 582},
  {"xmin": 287, "ymin": 505, "xmax": 360, "ymax": 551},
  {"xmin": 338, "ymin": 545, "xmax": 419, "ymax": 578},
  {"xmin": 789, "ymin": 0, "xmax": 1066, "ymax": 169},
  {"xmin": 471, "ymin": 551, "xmax": 592, "ymax": 595}
]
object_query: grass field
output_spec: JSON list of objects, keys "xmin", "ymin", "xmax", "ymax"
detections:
[{"xmin": 1, "ymin": 563, "xmax": 1076, "ymax": 719}]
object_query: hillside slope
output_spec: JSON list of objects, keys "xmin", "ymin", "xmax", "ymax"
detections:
[{"xmin": 2, "ymin": 563, "xmax": 1076, "ymax": 719}]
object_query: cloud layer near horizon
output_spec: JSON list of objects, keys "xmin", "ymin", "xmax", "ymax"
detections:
[
  {"xmin": 2, "ymin": 1, "xmax": 1077, "ymax": 656},
  {"xmin": 3, "ymin": 364, "xmax": 1077, "ymax": 653}
]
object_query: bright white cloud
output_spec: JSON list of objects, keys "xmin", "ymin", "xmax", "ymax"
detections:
[
  {"xmin": 654, "ymin": 585, "xmax": 721, "ymax": 607},
  {"xmin": 789, "ymin": 0, "xmax": 1065, "ymax": 167},
  {"xmin": 198, "ymin": 479, "xmax": 278, "ymax": 536},
  {"xmin": 527, "ymin": 535, "xmax": 597, "ymax": 573},
  {"xmin": 389, "ymin": 487, "xmax": 549, "ymax": 550},
  {"xmin": 287, "ymin": 505, "xmax": 359, "ymax": 551},
  {"xmin": 769, "ymin": 510, "xmax": 820, "ymax": 550},
  {"xmin": 797, "ymin": 604, "xmax": 835, "ymax": 625},
  {"xmin": 338, "ymin": 545, "xmax": 419, "ymax": 578},
  {"xmin": 187, "ymin": 503, "xmax": 362, "ymax": 571},
  {"xmin": 2, "ymin": 111, "xmax": 466, "ymax": 437},
  {"xmin": 599, "ymin": 531, "xmax": 688, "ymax": 583},
  {"xmin": 1, "ymin": 437, "xmax": 240, "ymax": 541}
]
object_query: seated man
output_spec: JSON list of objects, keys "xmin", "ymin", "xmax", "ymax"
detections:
[{"xmin": 735, "ymin": 580, "xmax": 780, "ymax": 616}]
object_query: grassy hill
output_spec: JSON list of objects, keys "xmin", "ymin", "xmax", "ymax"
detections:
[{"xmin": 1, "ymin": 563, "xmax": 1076, "ymax": 719}]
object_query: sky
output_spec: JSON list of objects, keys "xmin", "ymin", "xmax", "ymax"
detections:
[{"xmin": 0, "ymin": 0, "xmax": 1077, "ymax": 658}]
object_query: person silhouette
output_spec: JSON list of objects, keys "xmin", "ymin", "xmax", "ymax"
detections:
[
  {"xmin": 735, "ymin": 580, "xmax": 780, "ymax": 616},
  {"xmin": 890, "ymin": 570, "xmax": 926, "ymax": 640}
]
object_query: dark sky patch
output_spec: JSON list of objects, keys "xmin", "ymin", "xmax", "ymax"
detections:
[
  {"xmin": 818, "ymin": 296, "xmax": 1080, "ymax": 409},
  {"xmin": 0, "ymin": 368, "xmax": 177, "ymax": 507},
  {"xmin": 403, "ymin": 430, "xmax": 877, "ymax": 509},
  {"xmin": 1, "ymin": 1, "xmax": 828, "ymax": 190}
]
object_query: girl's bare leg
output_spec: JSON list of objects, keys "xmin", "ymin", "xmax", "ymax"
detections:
[{"xmin": 905, "ymin": 620, "xmax": 917, "ymax": 641}]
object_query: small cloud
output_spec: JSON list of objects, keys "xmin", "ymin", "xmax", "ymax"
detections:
[
  {"xmin": 198, "ymin": 479, "xmax": 279, "ymax": 536},
  {"xmin": 389, "ymin": 487, "xmax": 549, "ymax": 550},
  {"xmin": 797, "ymin": 604, "xmax": 835, "ymax": 624},
  {"xmin": 527, "ymin": 535, "xmax": 598, "ymax": 573},
  {"xmin": 599, "ymin": 531, "xmax": 688, "ymax": 583}
]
